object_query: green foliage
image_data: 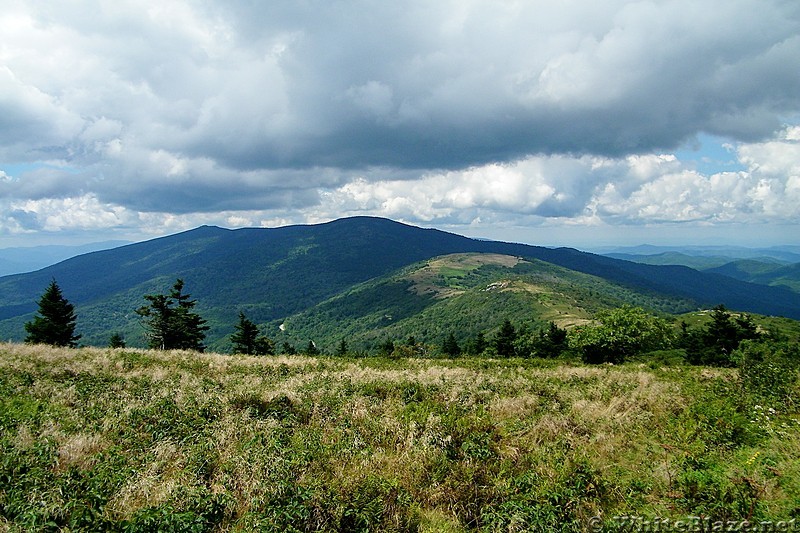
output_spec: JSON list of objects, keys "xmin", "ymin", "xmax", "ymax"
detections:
[
  {"xmin": 136, "ymin": 279, "xmax": 209, "ymax": 351},
  {"xmin": 523, "ymin": 321, "xmax": 569, "ymax": 358},
  {"xmin": 122, "ymin": 487, "xmax": 233, "ymax": 532},
  {"xmin": 335, "ymin": 338, "xmax": 349, "ymax": 356},
  {"xmin": 1, "ymin": 343, "xmax": 799, "ymax": 529},
  {"xmin": 681, "ymin": 305, "xmax": 762, "ymax": 366},
  {"xmin": 480, "ymin": 459, "xmax": 605, "ymax": 532},
  {"xmin": 108, "ymin": 332, "xmax": 126, "ymax": 348},
  {"xmin": 2, "ymin": 218, "xmax": 800, "ymax": 348},
  {"xmin": 304, "ymin": 340, "xmax": 320, "ymax": 356},
  {"xmin": 735, "ymin": 339, "xmax": 800, "ymax": 409},
  {"xmin": 274, "ymin": 254, "xmax": 697, "ymax": 356},
  {"xmin": 339, "ymin": 476, "xmax": 419, "ymax": 532},
  {"xmin": 441, "ymin": 332, "xmax": 461, "ymax": 357},
  {"xmin": 377, "ymin": 338, "xmax": 395, "ymax": 357},
  {"xmin": 568, "ymin": 305, "xmax": 672, "ymax": 364},
  {"xmin": 230, "ymin": 311, "xmax": 274, "ymax": 355},
  {"xmin": 281, "ymin": 341, "xmax": 297, "ymax": 355},
  {"xmin": 24, "ymin": 279, "xmax": 81, "ymax": 347},
  {"xmin": 464, "ymin": 331, "xmax": 487, "ymax": 356},
  {"xmin": 493, "ymin": 319, "xmax": 517, "ymax": 358}
]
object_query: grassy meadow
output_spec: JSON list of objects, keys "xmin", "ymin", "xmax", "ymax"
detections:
[{"xmin": 1, "ymin": 343, "xmax": 798, "ymax": 531}]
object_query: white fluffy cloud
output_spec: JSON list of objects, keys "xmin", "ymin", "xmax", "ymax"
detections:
[
  {"xmin": 319, "ymin": 125, "xmax": 800, "ymax": 227},
  {"xmin": 0, "ymin": 1, "xmax": 798, "ymax": 244}
]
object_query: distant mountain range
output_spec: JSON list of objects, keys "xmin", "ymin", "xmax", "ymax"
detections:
[
  {"xmin": 0, "ymin": 241, "xmax": 131, "ymax": 276},
  {"xmin": 601, "ymin": 247, "xmax": 800, "ymax": 294},
  {"xmin": 0, "ymin": 217, "xmax": 798, "ymax": 350},
  {"xmin": 596, "ymin": 244, "xmax": 800, "ymax": 263}
]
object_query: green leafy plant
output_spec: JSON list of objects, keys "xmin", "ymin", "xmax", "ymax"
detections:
[{"xmin": 568, "ymin": 305, "xmax": 672, "ymax": 364}]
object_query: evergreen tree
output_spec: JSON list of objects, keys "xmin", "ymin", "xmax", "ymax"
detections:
[
  {"xmin": 377, "ymin": 339, "xmax": 395, "ymax": 357},
  {"xmin": 24, "ymin": 279, "xmax": 81, "ymax": 347},
  {"xmin": 465, "ymin": 331, "xmax": 487, "ymax": 355},
  {"xmin": 335, "ymin": 338, "xmax": 349, "ymax": 356},
  {"xmin": 108, "ymin": 333, "xmax": 126, "ymax": 348},
  {"xmin": 494, "ymin": 319, "xmax": 517, "ymax": 357},
  {"xmin": 231, "ymin": 312, "xmax": 266, "ymax": 355},
  {"xmin": 704, "ymin": 305, "xmax": 741, "ymax": 358},
  {"xmin": 682, "ymin": 305, "xmax": 762, "ymax": 366},
  {"xmin": 305, "ymin": 340, "xmax": 320, "ymax": 356},
  {"xmin": 136, "ymin": 279, "xmax": 209, "ymax": 351},
  {"xmin": 253, "ymin": 335, "xmax": 275, "ymax": 356},
  {"xmin": 281, "ymin": 342, "xmax": 297, "ymax": 355},
  {"xmin": 442, "ymin": 332, "xmax": 461, "ymax": 357},
  {"xmin": 231, "ymin": 311, "xmax": 258, "ymax": 353},
  {"xmin": 169, "ymin": 279, "xmax": 209, "ymax": 351},
  {"xmin": 532, "ymin": 321, "xmax": 568, "ymax": 358}
]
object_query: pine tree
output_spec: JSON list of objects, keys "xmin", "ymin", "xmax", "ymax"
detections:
[
  {"xmin": 231, "ymin": 312, "xmax": 259, "ymax": 354},
  {"xmin": 253, "ymin": 335, "xmax": 275, "ymax": 356},
  {"xmin": 533, "ymin": 321, "xmax": 568, "ymax": 358},
  {"xmin": 108, "ymin": 333, "xmax": 126, "ymax": 348},
  {"xmin": 231, "ymin": 312, "xmax": 274, "ymax": 355},
  {"xmin": 305, "ymin": 340, "xmax": 320, "ymax": 356},
  {"xmin": 24, "ymin": 279, "xmax": 81, "ymax": 347},
  {"xmin": 136, "ymin": 279, "xmax": 209, "ymax": 351},
  {"xmin": 377, "ymin": 339, "xmax": 395, "ymax": 357},
  {"xmin": 494, "ymin": 319, "xmax": 517, "ymax": 357},
  {"xmin": 336, "ymin": 338, "xmax": 349, "ymax": 356},
  {"xmin": 442, "ymin": 332, "xmax": 461, "ymax": 357},
  {"xmin": 169, "ymin": 279, "xmax": 209, "ymax": 351},
  {"xmin": 704, "ymin": 305, "xmax": 741, "ymax": 358},
  {"xmin": 466, "ymin": 331, "xmax": 487, "ymax": 355},
  {"xmin": 281, "ymin": 342, "xmax": 297, "ymax": 355}
]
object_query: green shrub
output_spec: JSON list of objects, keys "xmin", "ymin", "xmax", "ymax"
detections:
[{"xmin": 735, "ymin": 340, "xmax": 800, "ymax": 409}]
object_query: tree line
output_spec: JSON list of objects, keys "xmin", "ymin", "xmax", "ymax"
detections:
[
  {"xmin": 23, "ymin": 278, "xmax": 276, "ymax": 354},
  {"xmin": 21, "ymin": 279, "xmax": 798, "ymax": 370}
]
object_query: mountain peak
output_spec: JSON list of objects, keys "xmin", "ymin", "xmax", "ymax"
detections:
[{"xmin": 0, "ymin": 216, "xmax": 798, "ymax": 348}]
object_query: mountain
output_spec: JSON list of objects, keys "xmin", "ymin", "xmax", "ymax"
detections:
[
  {"xmin": 598, "ymin": 244, "xmax": 800, "ymax": 263},
  {"xmin": 0, "ymin": 241, "xmax": 131, "ymax": 276},
  {"xmin": 271, "ymin": 252, "xmax": 696, "ymax": 352},
  {"xmin": 705, "ymin": 260, "xmax": 800, "ymax": 293},
  {"xmin": 602, "ymin": 252, "xmax": 800, "ymax": 294},
  {"xmin": 603, "ymin": 251, "xmax": 737, "ymax": 270},
  {"xmin": 1, "ymin": 217, "xmax": 798, "ymax": 349}
]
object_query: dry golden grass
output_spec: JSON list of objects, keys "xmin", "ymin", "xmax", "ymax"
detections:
[{"xmin": 1, "ymin": 342, "xmax": 797, "ymax": 531}]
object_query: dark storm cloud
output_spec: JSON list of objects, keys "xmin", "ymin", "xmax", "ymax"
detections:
[
  {"xmin": 0, "ymin": 0, "xmax": 798, "ymax": 236},
  {"xmin": 178, "ymin": 0, "xmax": 800, "ymax": 170}
]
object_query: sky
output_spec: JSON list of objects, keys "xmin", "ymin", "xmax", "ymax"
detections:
[{"xmin": 1, "ymin": 1, "xmax": 799, "ymax": 250}]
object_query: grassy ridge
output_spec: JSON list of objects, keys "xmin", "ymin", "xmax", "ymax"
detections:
[
  {"xmin": 1, "ymin": 344, "xmax": 798, "ymax": 531},
  {"xmin": 272, "ymin": 254, "xmax": 695, "ymax": 354}
]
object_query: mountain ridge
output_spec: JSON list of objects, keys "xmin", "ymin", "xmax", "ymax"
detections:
[{"xmin": 1, "ymin": 216, "xmax": 798, "ymax": 347}]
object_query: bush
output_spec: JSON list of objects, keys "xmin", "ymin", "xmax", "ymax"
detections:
[
  {"xmin": 569, "ymin": 306, "xmax": 672, "ymax": 364},
  {"xmin": 735, "ymin": 340, "xmax": 800, "ymax": 409}
]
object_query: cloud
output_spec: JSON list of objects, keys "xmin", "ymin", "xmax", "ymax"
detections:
[
  {"xmin": 0, "ymin": 1, "xmax": 798, "ymax": 243},
  {"xmin": 318, "ymin": 125, "xmax": 800, "ymax": 227}
]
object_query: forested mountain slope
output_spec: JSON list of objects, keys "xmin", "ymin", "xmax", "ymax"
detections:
[
  {"xmin": 272, "ymin": 252, "xmax": 697, "ymax": 353},
  {"xmin": 0, "ymin": 217, "xmax": 797, "ymax": 347}
]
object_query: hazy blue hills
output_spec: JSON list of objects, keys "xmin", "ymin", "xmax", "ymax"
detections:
[
  {"xmin": 0, "ymin": 217, "xmax": 798, "ymax": 349},
  {"xmin": 599, "ymin": 244, "xmax": 800, "ymax": 263},
  {"xmin": 705, "ymin": 260, "xmax": 800, "ymax": 293},
  {"xmin": 0, "ymin": 241, "xmax": 131, "ymax": 277},
  {"xmin": 602, "ymin": 248, "xmax": 800, "ymax": 294},
  {"xmin": 603, "ymin": 252, "xmax": 742, "ymax": 270}
]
